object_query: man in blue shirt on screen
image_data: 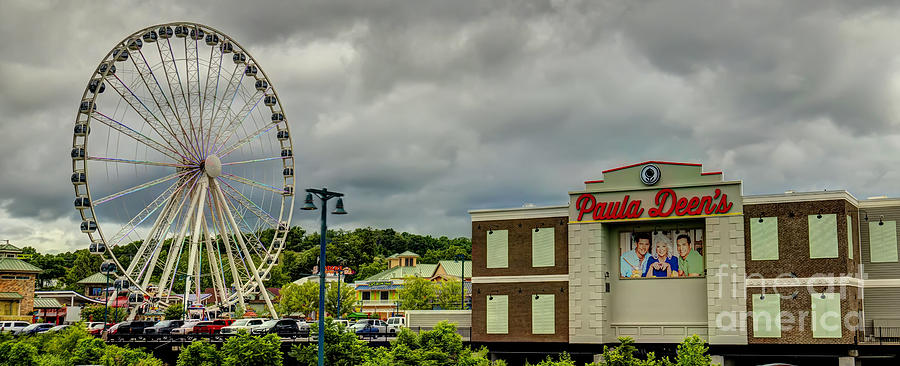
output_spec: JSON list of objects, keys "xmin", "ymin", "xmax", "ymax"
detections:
[{"xmin": 620, "ymin": 232, "xmax": 651, "ymax": 278}]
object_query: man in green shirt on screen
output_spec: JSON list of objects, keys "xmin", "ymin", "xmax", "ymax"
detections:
[{"xmin": 676, "ymin": 234, "xmax": 704, "ymax": 277}]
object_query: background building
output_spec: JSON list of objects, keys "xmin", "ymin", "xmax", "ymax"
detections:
[{"xmin": 0, "ymin": 242, "xmax": 41, "ymax": 320}]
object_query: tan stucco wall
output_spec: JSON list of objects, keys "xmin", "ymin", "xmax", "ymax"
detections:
[{"xmin": 0, "ymin": 274, "xmax": 36, "ymax": 315}]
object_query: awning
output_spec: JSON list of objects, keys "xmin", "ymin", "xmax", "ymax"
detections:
[
  {"xmin": 33, "ymin": 298, "xmax": 63, "ymax": 309},
  {"xmin": 0, "ymin": 292, "xmax": 24, "ymax": 300},
  {"xmin": 355, "ymin": 285, "xmax": 403, "ymax": 291}
]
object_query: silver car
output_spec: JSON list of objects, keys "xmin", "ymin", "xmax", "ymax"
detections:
[
  {"xmin": 170, "ymin": 319, "xmax": 202, "ymax": 335},
  {"xmin": 221, "ymin": 318, "xmax": 266, "ymax": 335}
]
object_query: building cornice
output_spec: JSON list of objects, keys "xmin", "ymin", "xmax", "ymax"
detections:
[
  {"xmin": 469, "ymin": 205, "xmax": 568, "ymax": 222},
  {"xmin": 742, "ymin": 190, "xmax": 858, "ymax": 206}
]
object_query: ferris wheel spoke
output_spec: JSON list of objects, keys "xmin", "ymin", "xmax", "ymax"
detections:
[
  {"xmin": 138, "ymin": 187, "xmax": 191, "ymax": 289},
  {"xmin": 221, "ymin": 156, "xmax": 287, "ymax": 166},
  {"xmin": 108, "ymin": 173, "xmax": 198, "ymax": 247},
  {"xmin": 125, "ymin": 46, "xmax": 196, "ymax": 158},
  {"xmin": 125, "ymin": 186, "xmax": 182, "ymax": 279},
  {"xmin": 157, "ymin": 175, "xmax": 204, "ymax": 300},
  {"xmin": 216, "ymin": 178, "xmax": 280, "ymax": 228},
  {"xmin": 91, "ymin": 111, "xmax": 186, "ymax": 162},
  {"xmin": 217, "ymin": 120, "xmax": 278, "ymax": 158},
  {"xmin": 209, "ymin": 183, "xmax": 246, "ymax": 308},
  {"xmin": 219, "ymin": 173, "xmax": 286, "ymax": 195},
  {"xmin": 210, "ymin": 91, "xmax": 266, "ymax": 154},
  {"xmin": 105, "ymin": 75, "xmax": 194, "ymax": 160},
  {"xmin": 157, "ymin": 37, "xmax": 201, "ymax": 159},
  {"xmin": 87, "ymin": 156, "xmax": 193, "ymax": 168},
  {"xmin": 206, "ymin": 64, "xmax": 244, "ymax": 156},
  {"xmin": 185, "ymin": 27, "xmax": 204, "ymax": 156},
  {"xmin": 201, "ymin": 37, "xmax": 224, "ymax": 156},
  {"xmin": 94, "ymin": 170, "xmax": 190, "ymax": 206}
]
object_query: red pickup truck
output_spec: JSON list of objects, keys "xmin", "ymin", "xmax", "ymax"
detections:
[{"xmin": 191, "ymin": 319, "xmax": 235, "ymax": 334}]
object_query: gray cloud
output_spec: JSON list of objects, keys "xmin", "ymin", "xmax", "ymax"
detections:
[{"xmin": 2, "ymin": 0, "xmax": 900, "ymax": 253}]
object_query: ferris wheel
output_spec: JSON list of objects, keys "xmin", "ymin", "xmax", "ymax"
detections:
[{"xmin": 70, "ymin": 22, "xmax": 294, "ymax": 317}]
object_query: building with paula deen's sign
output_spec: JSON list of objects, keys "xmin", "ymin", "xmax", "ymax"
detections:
[{"xmin": 469, "ymin": 161, "xmax": 900, "ymax": 365}]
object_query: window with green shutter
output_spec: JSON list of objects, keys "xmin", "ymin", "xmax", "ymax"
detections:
[
  {"xmin": 486, "ymin": 230, "xmax": 508, "ymax": 268},
  {"xmin": 486, "ymin": 295, "xmax": 508, "ymax": 334},
  {"xmin": 532, "ymin": 228, "xmax": 555, "ymax": 267},
  {"xmin": 750, "ymin": 217, "xmax": 779, "ymax": 260},
  {"xmin": 847, "ymin": 215, "xmax": 853, "ymax": 259},
  {"xmin": 532, "ymin": 294, "xmax": 554, "ymax": 334},
  {"xmin": 811, "ymin": 293, "xmax": 842, "ymax": 338},
  {"xmin": 869, "ymin": 221, "xmax": 898, "ymax": 263},
  {"xmin": 809, "ymin": 214, "xmax": 838, "ymax": 259},
  {"xmin": 752, "ymin": 294, "xmax": 781, "ymax": 338}
]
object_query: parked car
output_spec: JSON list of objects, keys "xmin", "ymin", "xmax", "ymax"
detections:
[
  {"xmin": 251, "ymin": 319, "xmax": 306, "ymax": 337},
  {"xmin": 295, "ymin": 320, "xmax": 311, "ymax": 333},
  {"xmin": 110, "ymin": 321, "xmax": 155, "ymax": 335},
  {"xmin": 386, "ymin": 316, "xmax": 405, "ymax": 328},
  {"xmin": 88, "ymin": 323, "xmax": 112, "ymax": 336},
  {"xmin": 334, "ymin": 319, "xmax": 350, "ymax": 329},
  {"xmin": 44, "ymin": 325, "xmax": 71, "ymax": 333},
  {"xmin": 144, "ymin": 320, "xmax": 184, "ymax": 335},
  {"xmin": 170, "ymin": 319, "xmax": 203, "ymax": 335},
  {"xmin": 0, "ymin": 321, "xmax": 30, "ymax": 334},
  {"xmin": 192, "ymin": 319, "xmax": 235, "ymax": 334},
  {"xmin": 221, "ymin": 318, "xmax": 265, "ymax": 335},
  {"xmin": 84, "ymin": 321, "xmax": 105, "ymax": 330},
  {"xmin": 15, "ymin": 323, "xmax": 54, "ymax": 336},
  {"xmin": 349, "ymin": 319, "xmax": 395, "ymax": 335}
]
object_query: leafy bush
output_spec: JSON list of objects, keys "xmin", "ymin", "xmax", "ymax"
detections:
[
  {"xmin": 220, "ymin": 332, "xmax": 283, "ymax": 366},
  {"xmin": 166, "ymin": 302, "xmax": 186, "ymax": 320},
  {"xmin": 0, "ymin": 326, "xmax": 163, "ymax": 366},
  {"xmin": 360, "ymin": 321, "xmax": 505, "ymax": 366},
  {"xmin": 177, "ymin": 340, "xmax": 221, "ymax": 366},
  {"xmin": 289, "ymin": 318, "xmax": 370, "ymax": 366}
]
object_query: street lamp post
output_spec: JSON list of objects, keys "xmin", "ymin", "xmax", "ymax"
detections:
[{"xmin": 302, "ymin": 188, "xmax": 347, "ymax": 366}]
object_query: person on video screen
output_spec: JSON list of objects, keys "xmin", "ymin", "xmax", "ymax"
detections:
[{"xmin": 620, "ymin": 232, "xmax": 651, "ymax": 278}]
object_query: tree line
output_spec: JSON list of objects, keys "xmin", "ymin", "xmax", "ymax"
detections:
[{"xmin": 19, "ymin": 226, "xmax": 471, "ymax": 292}]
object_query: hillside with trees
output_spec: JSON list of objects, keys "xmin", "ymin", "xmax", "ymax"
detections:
[{"xmin": 19, "ymin": 227, "xmax": 471, "ymax": 290}]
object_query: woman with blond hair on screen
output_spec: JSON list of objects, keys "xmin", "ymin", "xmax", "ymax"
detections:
[{"xmin": 645, "ymin": 234, "xmax": 679, "ymax": 277}]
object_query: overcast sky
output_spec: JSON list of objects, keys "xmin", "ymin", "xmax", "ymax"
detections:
[{"xmin": 2, "ymin": 0, "xmax": 900, "ymax": 253}]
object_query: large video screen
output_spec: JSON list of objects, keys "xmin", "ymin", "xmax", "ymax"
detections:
[{"xmin": 619, "ymin": 228, "xmax": 705, "ymax": 279}]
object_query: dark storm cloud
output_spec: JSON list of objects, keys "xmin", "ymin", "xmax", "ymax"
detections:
[{"xmin": 3, "ymin": 0, "xmax": 900, "ymax": 252}]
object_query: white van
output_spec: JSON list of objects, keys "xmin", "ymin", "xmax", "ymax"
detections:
[
  {"xmin": 386, "ymin": 316, "xmax": 405, "ymax": 328},
  {"xmin": 0, "ymin": 321, "xmax": 30, "ymax": 333}
]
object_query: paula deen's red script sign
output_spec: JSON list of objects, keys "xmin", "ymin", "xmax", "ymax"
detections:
[{"xmin": 574, "ymin": 188, "xmax": 737, "ymax": 222}]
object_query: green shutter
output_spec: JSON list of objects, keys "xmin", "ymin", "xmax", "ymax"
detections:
[
  {"xmin": 750, "ymin": 217, "xmax": 779, "ymax": 260},
  {"xmin": 532, "ymin": 294, "xmax": 555, "ymax": 334},
  {"xmin": 532, "ymin": 228, "xmax": 555, "ymax": 267},
  {"xmin": 486, "ymin": 230, "xmax": 508, "ymax": 268},
  {"xmin": 847, "ymin": 215, "xmax": 853, "ymax": 260},
  {"xmin": 869, "ymin": 221, "xmax": 899, "ymax": 263},
  {"xmin": 486, "ymin": 295, "xmax": 508, "ymax": 334},
  {"xmin": 809, "ymin": 214, "xmax": 838, "ymax": 259},
  {"xmin": 811, "ymin": 293, "xmax": 842, "ymax": 338},
  {"xmin": 752, "ymin": 294, "xmax": 781, "ymax": 338}
]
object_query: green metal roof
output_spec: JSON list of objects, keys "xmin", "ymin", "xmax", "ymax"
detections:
[
  {"xmin": 33, "ymin": 298, "xmax": 63, "ymax": 309},
  {"xmin": 0, "ymin": 243, "xmax": 21, "ymax": 252},
  {"xmin": 363, "ymin": 263, "xmax": 438, "ymax": 281},
  {"xmin": 387, "ymin": 251, "xmax": 419, "ymax": 259},
  {"xmin": 437, "ymin": 260, "xmax": 472, "ymax": 278},
  {"xmin": 76, "ymin": 272, "xmax": 114, "ymax": 285},
  {"xmin": 0, "ymin": 258, "xmax": 41, "ymax": 273},
  {"xmin": 0, "ymin": 292, "xmax": 23, "ymax": 300}
]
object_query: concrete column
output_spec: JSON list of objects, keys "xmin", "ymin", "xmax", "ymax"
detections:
[{"xmin": 838, "ymin": 356, "xmax": 855, "ymax": 366}]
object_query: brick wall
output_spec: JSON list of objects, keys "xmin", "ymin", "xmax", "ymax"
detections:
[
  {"xmin": 472, "ymin": 217, "xmax": 568, "ymax": 277},
  {"xmin": 0, "ymin": 274, "xmax": 36, "ymax": 315}
]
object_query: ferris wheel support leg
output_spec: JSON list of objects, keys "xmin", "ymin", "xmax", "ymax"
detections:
[
  {"xmin": 142, "ymin": 188, "xmax": 190, "ymax": 290},
  {"xmin": 210, "ymin": 186, "xmax": 246, "ymax": 310},
  {"xmin": 126, "ymin": 186, "xmax": 179, "ymax": 280},
  {"xmin": 184, "ymin": 179, "xmax": 209, "ymax": 312},
  {"xmin": 158, "ymin": 180, "xmax": 203, "ymax": 304},
  {"xmin": 202, "ymin": 216, "xmax": 228, "ymax": 310},
  {"xmin": 213, "ymin": 181, "xmax": 277, "ymax": 317}
]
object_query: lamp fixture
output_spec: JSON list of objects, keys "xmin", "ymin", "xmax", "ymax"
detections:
[
  {"xmin": 332, "ymin": 198, "xmax": 347, "ymax": 215},
  {"xmin": 535, "ymin": 228, "xmax": 539, "ymax": 232},
  {"xmin": 534, "ymin": 294, "xmax": 540, "ymax": 300},
  {"xmin": 880, "ymin": 216, "xmax": 885, "ymax": 226},
  {"xmin": 817, "ymin": 213, "xmax": 823, "ymax": 219},
  {"xmin": 301, "ymin": 193, "xmax": 316, "ymax": 210}
]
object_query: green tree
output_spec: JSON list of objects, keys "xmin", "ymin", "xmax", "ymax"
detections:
[
  {"xmin": 81, "ymin": 304, "xmax": 128, "ymax": 323},
  {"xmin": 361, "ymin": 321, "xmax": 503, "ymax": 366},
  {"xmin": 528, "ymin": 353, "xmax": 577, "ymax": 366},
  {"xmin": 289, "ymin": 318, "xmax": 370, "ymax": 366},
  {"xmin": 435, "ymin": 279, "xmax": 463, "ymax": 310},
  {"xmin": 177, "ymin": 340, "xmax": 221, "ymax": 366},
  {"xmin": 1, "ymin": 341, "xmax": 38, "ymax": 366},
  {"xmin": 70, "ymin": 337, "xmax": 108, "ymax": 366},
  {"xmin": 671, "ymin": 335, "xmax": 713, "ymax": 366},
  {"xmin": 65, "ymin": 250, "xmax": 103, "ymax": 291},
  {"xmin": 278, "ymin": 281, "xmax": 318, "ymax": 317},
  {"xmin": 233, "ymin": 304, "xmax": 245, "ymax": 319},
  {"xmin": 220, "ymin": 333, "xmax": 282, "ymax": 366},
  {"xmin": 325, "ymin": 282, "xmax": 357, "ymax": 318},
  {"xmin": 166, "ymin": 303, "xmax": 186, "ymax": 320},
  {"xmin": 397, "ymin": 276, "xmax": 436, "ymax": 310},
  {"xmin": 102, "ymin": 344, "xmax": 164, "ymax": 366}
]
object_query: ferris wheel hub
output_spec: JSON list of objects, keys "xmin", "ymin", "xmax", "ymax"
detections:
[{"xmin": 204, "ymin": 154, "xmax": 222, "ymax": 177}]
